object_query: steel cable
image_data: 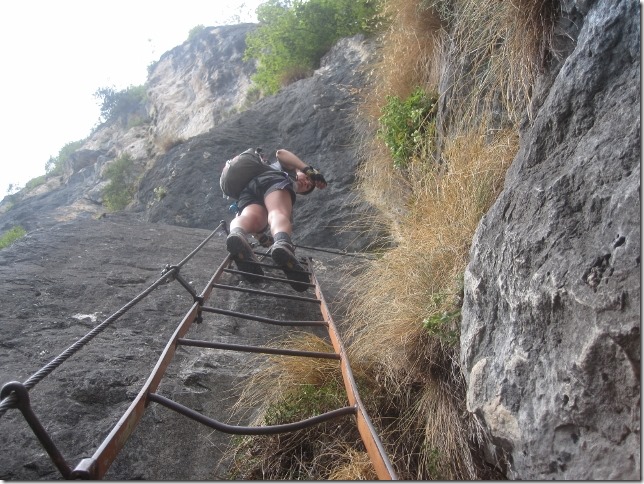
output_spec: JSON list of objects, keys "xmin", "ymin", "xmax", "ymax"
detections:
[{"xmin": 0, "ymin": 221, "xmax": 226, "ymax": 418}]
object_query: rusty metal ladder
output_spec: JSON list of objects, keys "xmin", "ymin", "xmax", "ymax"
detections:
[{"xmin": 66, "ymin": 227, "xmax": 397, "ymax": 480}]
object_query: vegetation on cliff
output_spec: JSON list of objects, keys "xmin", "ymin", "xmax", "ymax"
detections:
[
  {"xmin": 102, "ymin": 154, "xmax": 137, "ymax": 212},
  {"xmin": 0, "ymin": 225, "xmax": 26, "ymax": 250},
  {"xmin": 245, "ymin": 0, "xmax": 382, "ymax": 95},
  {"xmin": 351, "ymin": 0, "xmax": 556, "ymax": 477},
  {"xmin": 94, "ymin": 84, "xmax": 148, "ymax": 127}
]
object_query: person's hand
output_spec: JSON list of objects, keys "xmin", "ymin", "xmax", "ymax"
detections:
[{"xmin": 302, "ymin": 166, "xmax": 327, "ymax": 189}]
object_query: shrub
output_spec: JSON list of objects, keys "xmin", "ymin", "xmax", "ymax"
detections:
[
  {"xmin": 25, "ymin": 175, "xmax": 46, "ymax": 191},
  {"xmin": 0, "ymin": 226, "xmax": 26, "ymax": 249},
  {"xmin": 378, "ymin": 87, "xmax": 438, "ymax": 168},
  {"xmin": 153, "ymin": 186, "xmax": 167, "ymax": 201},
  {"xmin": 156, "ymin": 135, "xmax": 185, "ymax": 154},
  {"xmin": 45, "ymin": 139, "xmax": 85, "ymax": 177},
  {"xmin": 94, "ymin": 84, "xmax": 148, "ymax": 125},
  {"xmin": 187, "ymin": 24, "xmax": 206, "ymax": 41},
  {"xmin": 244, "ymin": 0, "xmax": 383, "ymax": 94},
  {"xmin": 102, "ymin": 155, "xmax": 135, "ymax": 211}
]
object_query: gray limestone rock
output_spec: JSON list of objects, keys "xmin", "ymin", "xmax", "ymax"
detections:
[{"xmin": 460, "ymin": 0, "xmax": 640, "ymax": 479}]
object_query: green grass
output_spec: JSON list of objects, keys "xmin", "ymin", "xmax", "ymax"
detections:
[
  {"xmin": 103, "ymin": 154, "xmax": 135, "ymax": 211},
  {"xmin": 0, "ymin": 226, "xmax": 26, "ymax": 249},
  {"xmin": 378, "ymin": 87, "xmax": 438, "ymax": 168}
]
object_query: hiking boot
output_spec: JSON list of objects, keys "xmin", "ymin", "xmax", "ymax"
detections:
[
  {"xmin": 226, "ymin": 231, "xmax": 264, "ymax": 282},
  {"xmin": 271, "ymin": 239, "xmax": 310, "ymax": 292}
]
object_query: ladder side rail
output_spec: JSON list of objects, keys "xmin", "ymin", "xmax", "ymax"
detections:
[
  {"xmin": 72, "ymin": 253, "xmax": 233, "ymax": 479},
  {"xmin": 310, "ymin": 260, "xmax": 399, "ymax": 481},
  {"xmin": 71, "ymin": 302, "xmax": 201, "ymax": 479},
  {"xmin": 197, "ymin": 254, "xmax": 234, "ymax": 302}
]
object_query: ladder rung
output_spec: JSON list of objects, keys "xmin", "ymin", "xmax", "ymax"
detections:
[
  {"xmin": 148, "ymin": 392, "xmax": 355, "ymax": 435},
  {"xmin": 212, "ymin": 283, "xmax": 321, "ymax": 303},
  {"xmin": 176, "ymin": 338, "xmax": 341, "ymax": 359},
  {"xmin": 201, "ymin": 306, "xmax": 327, "ymax": 327},
  {"xmin": 224, "ymin": 268, "xmax": 316, "ymax": 287},
  {"xmin": 253, "ymin": 260, "xmax": 312, "ymax": 273},
  {"xmin": 252, "ymin": 249, "xmax": 309, "ymax": 265}
]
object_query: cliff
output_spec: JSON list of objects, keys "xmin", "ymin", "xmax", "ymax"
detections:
[
  {"xmin": 461, "ymin": 0, "xmax": 640, "ymax": 479},
  {"xmin": 0, "ymin": 2, "xmax": 640, "ymax": 479}
]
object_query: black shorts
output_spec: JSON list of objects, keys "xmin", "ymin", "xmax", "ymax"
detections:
[{"xmin": 237, "ymin": 171, "xmax": 296, "ymax": 211}]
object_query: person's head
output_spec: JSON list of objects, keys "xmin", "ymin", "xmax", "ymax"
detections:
[{"xmin": 295, "ymin": 170, "xmax": 315, "ymax": 195}]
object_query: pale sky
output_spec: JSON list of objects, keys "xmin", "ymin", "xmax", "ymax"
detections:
[{"xmin": 0, "ymin": 0, "xmax": 265, "ymax": 196}]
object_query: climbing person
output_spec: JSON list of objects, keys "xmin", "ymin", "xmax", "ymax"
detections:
[{"xmin": 222, "ymin": 148, "xmax": 327, "ymax": 291}]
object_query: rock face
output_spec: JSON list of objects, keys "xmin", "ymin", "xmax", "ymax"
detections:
[
  {"xmin": 460, "ymin": 0, "xmax": 640, "ymax": 479},
  {"xmin": 146, "ymin": 24, "xmax": 258, "ymax": 144}
]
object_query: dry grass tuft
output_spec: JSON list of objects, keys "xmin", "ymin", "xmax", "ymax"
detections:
[
  {"xmin": 363, "ymin": 0, "xmax": 443, "ymax": 118},
  {"xmin": 355, "ymin": 0, "xmax": 444, "ymax": 231},
  {"xmin": 327, "ymin": 447, "xmax": 378, "ymax": 480},
  {"xmin": 155, "ymin": 134, "xmax": 185, "ymax": 154},
  {"xmin": 226, "ymin": 333, "xmax": 379, "ymax": 480},
  {"xmin": 355, "ymin": 0, "xmax": 557, "ymax": 232},
  {"xmin": 438, "ymin": 0, "xmax": 560, "ymax": 133},
  {"xmin": 346, "ymin": 125, "xmax": 517, "ymax": 477},
  {"xmin": 232, "ymin": 333, "xmax": 344, "ymax": 417},
  {"xmin": 343, "ymin": 0, "xmax": 556, "ymax": 477},
  {"xmin": 280, "ymin": 65, "xmax": 315, "ymax": 88},
  {"xmin": 349, "ymin": 128, "xmax": 517, "ymax": 375}
]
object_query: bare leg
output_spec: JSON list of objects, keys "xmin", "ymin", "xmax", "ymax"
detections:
[
  {"xmin": 264, "ymin": 189, "xmax": 309, "ymax": 292},
  {"xmin": 230, "ymin": 203, "xmax": 268, "ymax": 234},
  {"xmin": 227, "ymin": 203, "xmax": 267, "ymax": 281},
  {"xmin": 264, "ymin": 189, "xmax": 293, "ymax": 236}
]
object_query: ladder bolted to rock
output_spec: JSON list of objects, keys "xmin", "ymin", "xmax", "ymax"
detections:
[{"xmin": 0, "ymin": 221, "xmax": 397, "ymax": 480}]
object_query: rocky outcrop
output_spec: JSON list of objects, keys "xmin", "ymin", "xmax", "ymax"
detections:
[
  {"xmin": 146, "ymin": 24, "xmax": 258, "ymax": 146},
  {"xmin": 0, "ymin": 30, "xmax": 378, "ymax": 252},
  {"xmin": 460, "ymin": 0, "xmax": 640, "ymax": 479},
  {"xmin": 0, "ymin": 24, "xmax": 259, "ymax": 228}
]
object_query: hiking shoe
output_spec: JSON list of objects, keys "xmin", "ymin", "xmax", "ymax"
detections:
[
  {"xmin": 226, "ymin": 232, "xmax": 264, "ymax": 282},
  {"xmin": 271, "ymin": 240, "xmax": 310, "ymax": 292}
]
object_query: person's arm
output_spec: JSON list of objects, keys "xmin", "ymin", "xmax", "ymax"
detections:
[
  {"xmin": 275, "ymin": 149, "xmax": 327, "ymax": 189},
  {"xmin": 275, "ymin": 149, "xmax": 308, "ymax": 171}
]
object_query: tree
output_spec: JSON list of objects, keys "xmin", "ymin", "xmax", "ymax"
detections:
[
  {"xmin": 94, "ymin": 85, "xmax": 148, "ymax": 125},
  {"xmin": 45, "ymin": 139, "xmax": 85, "ymax": 177},
  {"xmin": 244, "ymin": 0, "xmax": 382, "ymax": 94}
]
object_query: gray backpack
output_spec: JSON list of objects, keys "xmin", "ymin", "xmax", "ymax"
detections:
[{"xmin": 220, "ymin": 148, "xmax": 273, "ymax": 199}]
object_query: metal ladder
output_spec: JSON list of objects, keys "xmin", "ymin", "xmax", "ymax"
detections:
[{"xmin": 3, "ymin": 222, "xmax": 397, "ymax": 480}]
